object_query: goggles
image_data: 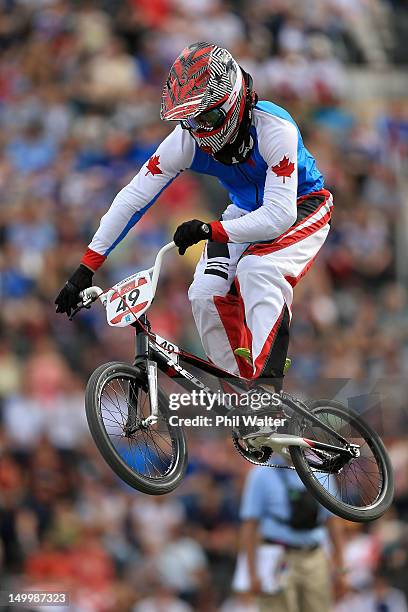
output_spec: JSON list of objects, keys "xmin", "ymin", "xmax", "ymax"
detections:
[{"xmin": 181, "ymin": 105, "xmax": 226, "ymax": 131}]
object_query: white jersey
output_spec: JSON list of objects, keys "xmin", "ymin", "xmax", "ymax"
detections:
[{"xmin": 81, "ymin": 102, "xmax": 324, "ymax": 270}]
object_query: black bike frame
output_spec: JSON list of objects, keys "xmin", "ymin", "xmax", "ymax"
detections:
[{"xmin": 132, "ymin": 314, "xmax": 355, "ymax": 459}]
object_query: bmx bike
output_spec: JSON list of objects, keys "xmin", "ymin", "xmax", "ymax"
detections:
[{"xmin": 73, "ymin": 241, "xmax": 394, "ymax": 523}]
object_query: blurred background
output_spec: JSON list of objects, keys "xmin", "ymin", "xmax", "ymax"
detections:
[{"xmin": 0, "ymin": 0, "xmax": 407, "ymax": 610}]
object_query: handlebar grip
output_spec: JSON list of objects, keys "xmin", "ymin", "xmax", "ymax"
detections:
[{"xmin": 80, "ymin": 286, "xmax": 103, "ymax": 304}]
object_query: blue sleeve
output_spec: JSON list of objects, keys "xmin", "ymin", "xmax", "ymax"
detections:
[{"xmin": 239, "ymin": 468, "xmax": 267, "ymax": 520}]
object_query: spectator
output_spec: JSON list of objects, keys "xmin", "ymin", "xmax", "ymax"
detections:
[
  {"xmin": 233, "ymin": 459, "xmax": 346, "ymax": 611},
  {"xmin": 153, "ymin": 524, "xmax": 209, "ymax": 607},
  {"xmin": 133, "ymin": 583, "xmax": 193, "ymax": 612},
  {"xmin": 335, "ymin": 570, "xmax": 408, "ymax": 612}
]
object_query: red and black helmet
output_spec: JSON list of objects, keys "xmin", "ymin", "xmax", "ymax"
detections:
[{"xmin": 160, "ymin": 42, "xmax": 247, "ymax": 155}]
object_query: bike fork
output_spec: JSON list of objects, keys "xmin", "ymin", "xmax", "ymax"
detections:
[
  {"xmin": 132, "ymin": 315, "xmax": 159, "ymax": 426},
  {"xmin": 145, "ymin": 361, "xmax": 158, "ymax": 425}
]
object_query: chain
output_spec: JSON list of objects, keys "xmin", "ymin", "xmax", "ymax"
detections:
[
  {"xmin": 231, "ymin": 432, "xmax": 296, "ymax": 469},
  {"xmin": 231, "ymin": 431, "xmax": 331, "ymax": 474}
]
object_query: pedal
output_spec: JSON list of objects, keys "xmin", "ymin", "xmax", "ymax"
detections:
[
  {"xmin": 284, "ymin": 357, "xmax": 292, "ymax": 374},
  {"xmin": 234, "ymin": 351, "xmax": 292, "ymax": 373}
]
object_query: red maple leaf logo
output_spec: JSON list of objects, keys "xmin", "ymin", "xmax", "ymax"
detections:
[
  {"xmin": 145, "ymin": 154, "xmax": 163, "ymax": 176},
  {"xmin": 271, "ymin": 156, "xmax": 295, "ymax": 183}
]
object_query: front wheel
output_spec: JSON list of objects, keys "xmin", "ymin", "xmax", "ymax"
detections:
[
  {"xmin": 85, "ymin": 362, "xmax": 188, "ymax": 495},
  {"xmin": 288, "ymin": 400, "xmax": 394, "ymax": 522}
]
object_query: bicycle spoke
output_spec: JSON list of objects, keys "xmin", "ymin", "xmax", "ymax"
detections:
[
  {"xmin": 299, "ymin": 407, "xmax": 384, "ymax": 509},
  {"xmin": 98, "ymin": 374, "xmax": 176, "ymax": 480}
]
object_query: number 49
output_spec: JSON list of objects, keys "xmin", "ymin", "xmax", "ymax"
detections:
[{"xmin": 116, "ymin": 289, "xmax": 140, "ymax": 313}]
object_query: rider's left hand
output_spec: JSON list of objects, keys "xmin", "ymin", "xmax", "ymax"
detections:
[{"xmin": 173, "ymin": 219, "xmax": 212, "ymax": 255}]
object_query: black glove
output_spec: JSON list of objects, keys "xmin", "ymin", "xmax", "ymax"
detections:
[
  {"xmin": 55, "ymin": 264, "xmax": 94, "ymax": 317},
  {"xmin": 173, "ymin": 219, "xmax": 212, "ymax": 255}
]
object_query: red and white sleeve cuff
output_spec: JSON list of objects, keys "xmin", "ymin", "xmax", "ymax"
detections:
[
  {"xmin": 210, "ymin": 221, "xmax": 229, "ymax": 243},
  {"xmin": 81, "ymin": 248, "xmax": 106, "ymax": 271}
]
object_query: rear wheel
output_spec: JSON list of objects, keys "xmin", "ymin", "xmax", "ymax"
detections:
[
  {"xmin": 289, "ymin": 400, "xmax": 394, "ymax": 522},
  {"xmin": 85, "ymin": 362, "xmax": 188, "ymax": 494}
]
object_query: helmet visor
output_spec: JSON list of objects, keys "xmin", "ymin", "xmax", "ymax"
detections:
[{"xmin": 182, "ymin": 106, "xmax": 226, "ymax": 131}]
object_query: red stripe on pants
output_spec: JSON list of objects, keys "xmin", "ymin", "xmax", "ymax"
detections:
[
  {"xmin": 246, "ymin": 190, "xmax": 332, "ymax": 257},
  {"xmin": 214, "ymin": 281, "xmax": 253, "ymax": 378},
  {"xmin": 247, "ymin": 209, "xmax": 331, "ymax": 257},
  {"xmin": 284, "ymin": 254, "xmax": 318, "ymax": 288},
  {"xmin": 253, "ymin": 304, "xmax": 286, "ymax": 378}
]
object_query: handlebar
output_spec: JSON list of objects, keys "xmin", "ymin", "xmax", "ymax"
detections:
[
  {"xmin": 149, "ymin": 240, "xmax": 176, "ymax": 297},
  {"xmin": 78, "ymin": 240, "xmax": 177, "ymax": 311}
]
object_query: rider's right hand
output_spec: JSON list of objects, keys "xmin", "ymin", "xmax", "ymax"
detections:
[{"xmin": 55, "ymin": 264, "xmax": 94, "ymax": 317}]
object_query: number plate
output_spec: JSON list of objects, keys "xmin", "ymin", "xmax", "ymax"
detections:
[
  {"xmin": 106, "ymin": 272, "xmax": 153, "ymax": 327},
  {"xmin": 154, "ymin": 334, "xmax": 179, "ymax": 363}
]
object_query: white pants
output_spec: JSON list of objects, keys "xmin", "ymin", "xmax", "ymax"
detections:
[{"xmin": 188, "ymin": 190, "xmax": 333, "ymax": 380}]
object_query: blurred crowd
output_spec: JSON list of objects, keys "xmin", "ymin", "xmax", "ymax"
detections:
[{"xmin": 0, "ymin": 0, "xmax": 408, "ymax": 610}]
